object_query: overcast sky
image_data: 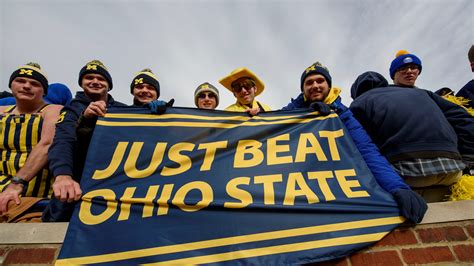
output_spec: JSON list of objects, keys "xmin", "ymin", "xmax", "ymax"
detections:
[{"xmin": 1, "ymin": 0, "xmax": 473, "ymax": 108}]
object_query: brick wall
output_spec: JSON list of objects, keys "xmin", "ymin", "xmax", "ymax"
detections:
[
  {"xmin": 0, "ymin": 201, "xmax": 473, "ymax": 265},
  {"xmin": 313, "ymin": 220, "xmax": 474, "ymax": 266},
  {"xmin": 0, "ymin": 244, "xmax": 61, "ymax": 265}
]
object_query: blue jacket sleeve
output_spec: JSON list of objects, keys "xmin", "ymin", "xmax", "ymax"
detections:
[
  {"xmin": 334, "ymin": 101, "xmax": 410, "ymax": 193},
  {"xmin": 48, "ymin": 104, "xmax": 82, "ymax": 178}
]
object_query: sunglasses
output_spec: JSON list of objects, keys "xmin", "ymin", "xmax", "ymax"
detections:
[
  {"xmin": 398, "ymin": 64, "xmax": 420, "ymax": 73},
  {"xmin": 231, "ymin": 79, "xmax": 255, "ymax": 93},
  {"xmin": 198, "ymin": 92, "xmax": 216, "ymax": 99}
]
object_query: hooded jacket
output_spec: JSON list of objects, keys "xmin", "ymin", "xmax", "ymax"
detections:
[
  {"xmin": 350, "ymin": 71, "xmax": 388, "ymax": 100},
  {"xmin": 282, "ymin": 87, "xmax": 410, "ymax": 193},
  {"xmin": 349, "ymin": 72, "xmax": 474, "ymax": 163},
  {"xmin": 44, "ymin": 83, "xmax": 72, "ymax": 105}
]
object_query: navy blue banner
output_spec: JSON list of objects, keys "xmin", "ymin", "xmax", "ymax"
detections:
[{"xmin": 56, "ymin": 107, "xmax": 403, "ymax": 265}]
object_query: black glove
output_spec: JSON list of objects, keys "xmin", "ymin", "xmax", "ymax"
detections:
[
  {"xmin": 309, "ymin": 102, "xmax": 332, "ymax": 116},
  {"xmin": 392, "ymin": 189, "xmax": 428, "ymax": 223},
  {"xmin": 146, "ymin": 99, "xmax": 174, "ymax": 114}
]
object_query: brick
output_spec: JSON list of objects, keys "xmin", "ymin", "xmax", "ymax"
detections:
[
  {"xmin": 453, "ymin": 245, "xmax": 474, "ymax": 262},
  {"xmin": 4, "ymin": 248, "xmax": 57, "ymax": 264},
  {"xmin": 350, "ymin": 250, "xmax": 403, "ymax": 266},
  {"xmin": 401, "ymin": 247, "xmax": 455, "ymax": 264},
  {"xmin": 307, "ymin": 257, "xmax": 348, "ymax": 266},
  {"xmin": 375, "ymin": 228, "xmax": 417, "ymax": 247},
  {"xmin": 416, "ymin": 226, "xmax": 467, "ymax": 243},
  {"xmin": 466, "ymin": 224, "xmax": 474, "ymax": 238},
  {"xmin": 0, "ymin": 248, "xmax": 7, "ymax": 256}
]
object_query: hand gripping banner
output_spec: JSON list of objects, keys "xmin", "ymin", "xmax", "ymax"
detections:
[{"xmin": 56, "ymin": 107, "xmax": 404, "ymax": 265}]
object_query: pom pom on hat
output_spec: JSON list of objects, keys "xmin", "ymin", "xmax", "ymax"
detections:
[
  {"xmin": 389, "ymin": 50, "xmax": 422, "ymax": 79},
  {"xmin": 395, "ymin": 50, "xmax": 409, "ymax": 58}
]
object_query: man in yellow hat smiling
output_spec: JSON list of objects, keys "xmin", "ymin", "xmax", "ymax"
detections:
[{"xmin": 219, "ymin": 67, "xmax": 271, "ymax": 115}]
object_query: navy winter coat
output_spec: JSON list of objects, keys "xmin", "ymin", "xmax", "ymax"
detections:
[{"xmin": 350, "ymin": 73, "xmax": 474, "ymax": 164}]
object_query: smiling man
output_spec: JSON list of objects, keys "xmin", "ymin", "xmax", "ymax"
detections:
[
  {"xmin": 0, "ymin": 63, "xmax": 62, "ymax": 215},
  {"xmin": 220, "ymin": 67, "xmax": 271, "ymax": 115},
  {"xmin": 194, "ymin": 82, "xmax": 219, "ymax": 110},
  {"xmin": 44, "ymin": 60, "xmax": 127, "ymax": 222},
  {"xmin": 131, "ymin": 68, "xmax": 159, "ymax": 106}
]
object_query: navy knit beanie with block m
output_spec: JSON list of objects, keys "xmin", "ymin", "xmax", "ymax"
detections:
[
  {"xmin": 78, "ymin": 60, "xmax": 113, "ymax": 90},
  {"xmin": 130, "ymin": 68, "xmax": 160, "ymax": 98},
  {"xmin": 300, "ymin": 62, "xmax": 332, "ymax": 90},
  {"xmin": 9, "ymin": 62, "xmax": 49, "ymax": 95}
]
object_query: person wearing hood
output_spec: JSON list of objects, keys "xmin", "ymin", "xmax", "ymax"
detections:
[
  {"xmin": 44, "ymin": 60, "xmax": 128, "ymax": 222},
  {"xmin": 44, "ymin": 83, "xmax": 72, "ymax": 105},
  {"xmin": 349, "ymin": 70, "xmax": 474, "ymax": 202},
  {"xmin": 281, "ymin": 62, "xmax": 427, "ymax": 223}
]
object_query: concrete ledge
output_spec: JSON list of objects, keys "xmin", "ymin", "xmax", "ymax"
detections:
[
  {"xmin": 0, "ymin": 223, "xmax": 68, "ymax": 244},
  {"xmin": 0, "ymin": 200, "xmax": 472, "ymax": 244},
  {"xmin": 419, "ymin": 199, "xmax": 474, "ymax": 224}
]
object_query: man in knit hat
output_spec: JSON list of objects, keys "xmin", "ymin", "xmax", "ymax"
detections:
[
  {"xmin": 131, "ymin": 68, "xmax": 160, "ymax": 106},
  {"xmin": 281, "ymin": 62, "xmax": 427, "ymax": 223},
  {"xmin": 350, "ymin": 59, "xmax": 474, "ymax": 202},
  {"xmin": 220, "ymin": 67, "xmax": 271, "ymax": 115},
  {"xmin": 194, "ymin": 82, "xmax": 219, "ymax": 110},
  {"xmin": 44, "ymin": 60, "xmax": 127, "ymax": 221},
  {"xmin": 0, "ymin": 63, "xmax": 62, "ymax": 215},
  {"xmin": 389, "ymin": 50, "xmax": 422, "ymax": 87},
  {"xmin": 130, "ymin": 68, "xmax": 174, "ymax": 112}
]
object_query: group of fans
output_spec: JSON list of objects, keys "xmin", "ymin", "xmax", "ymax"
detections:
[{"xmin": 0, "ymin": 46, "xmax": 472, "ymax": 224}]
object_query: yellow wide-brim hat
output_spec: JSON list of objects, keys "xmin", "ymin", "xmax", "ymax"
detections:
[{"xmin": 219, "ymin": 67, "xmax": 265, "ymax": 96}]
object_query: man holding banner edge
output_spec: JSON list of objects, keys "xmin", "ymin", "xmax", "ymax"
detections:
[
  {"xmin": 282, "ymin": 61, "xmax": 427, "ymax": 223},
  {"xmin": 43, "ymin": 60, "xmax": 128, "ymax": 222}
]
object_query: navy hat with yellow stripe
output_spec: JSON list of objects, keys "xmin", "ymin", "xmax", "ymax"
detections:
[
  {"xmin": 9, "ymin": 62, "xmax": 49, "ymax": 95},
  {"xmin": 130, "ymin": 68, "xmax": 160, "ymax": 98},
  {"xmin": 78, "ymin": 60, "xmax": 113, "ymax": 90},
  {"xmin": 300, "ymin": 61, "xmax": 332, "ymax": 91}
]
